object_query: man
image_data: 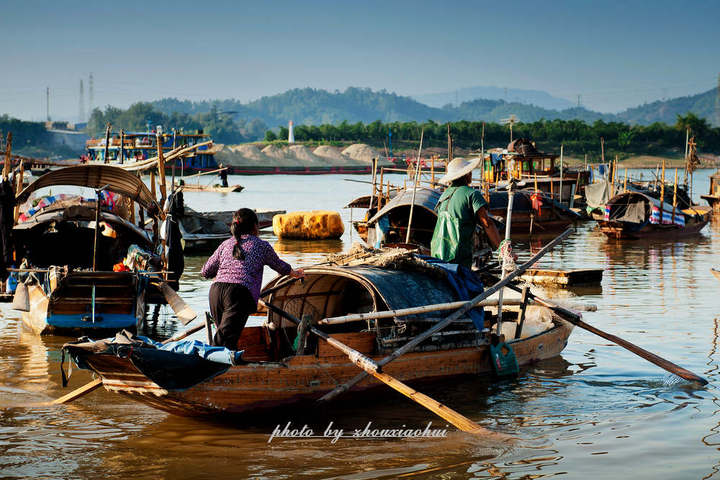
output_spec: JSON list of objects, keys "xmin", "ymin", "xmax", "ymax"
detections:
[
  {"xmin": 219, "ymin": 163, "xmax": 229, "ymax": 188},
  {"xmin": 431, "ymin": 157, "xmax": 501, "ymax": 267}
]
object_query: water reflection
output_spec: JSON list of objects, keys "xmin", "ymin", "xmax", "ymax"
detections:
[{"xmin": 2, "ymin": 171, "xmax": 720, "ymax": 478}]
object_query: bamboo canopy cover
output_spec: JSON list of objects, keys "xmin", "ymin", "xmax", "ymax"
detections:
[{"xmin": 16, "ymin": 165, "xmax": 160, "ymax": 213}]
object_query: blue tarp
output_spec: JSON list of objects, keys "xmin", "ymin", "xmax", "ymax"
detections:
[
  {"xmin": 417, "ymin": 256, "xmax": 485, "ymax": 331},
  {"xmin": 137, "ymin": 335, "xmax": 244, "ymax": 366}
]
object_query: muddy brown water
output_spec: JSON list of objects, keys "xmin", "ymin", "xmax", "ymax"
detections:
[{"xmin": 2, "ymin": 171, "xmax": 720, "ymax": 479}]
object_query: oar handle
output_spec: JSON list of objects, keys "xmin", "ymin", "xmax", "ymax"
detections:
[{"xmin": 499, "ymin": 279, "xmax": 709, "ymax": 386}]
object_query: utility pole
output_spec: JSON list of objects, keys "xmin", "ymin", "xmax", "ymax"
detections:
[
  {"xmin": 89, "ymin": 73, "xmax": 94, "ymax": 115},
  {"xmin": 46, "ymin": 87, "xmax": 50, "ymax": 122},
  {"xmin": 79, "ymin": 79, "xmax": 85, "ymax": 123}
]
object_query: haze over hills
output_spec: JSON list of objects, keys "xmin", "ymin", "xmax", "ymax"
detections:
[
  {"xmin": 412, "ymin": 86, "xmax": 576, "ymax": 111},
  {"xmin": 150, "ymin": 86, "xmax": 718, "ymax": 130}
]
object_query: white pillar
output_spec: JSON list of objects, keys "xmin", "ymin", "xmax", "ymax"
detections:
[{"xmin": 288, "ymin": 121, "xmax": 295, "ymax": 143}]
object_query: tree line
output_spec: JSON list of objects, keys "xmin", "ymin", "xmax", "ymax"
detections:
[
  {"xmin": 87, "ymin": 103, "xmax": 268, "ymax": 145},
  {"xmin": 267, "ymin": 114, "xmax": 720, "ymax": 159}
]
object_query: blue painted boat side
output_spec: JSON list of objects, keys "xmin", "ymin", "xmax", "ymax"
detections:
[{"xmin": 45, "ymin": 313, "xmax": 137, "ymax": 330}]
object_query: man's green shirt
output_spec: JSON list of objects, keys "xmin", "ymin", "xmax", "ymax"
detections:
[{"xmin": 431, "ymin": 185, "xmax": 487, "ymax": 267}]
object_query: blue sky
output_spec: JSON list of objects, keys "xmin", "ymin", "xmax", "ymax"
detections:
[{"xmin": 1, "ymin": 0, "xmax": 718, "ymax": 120}]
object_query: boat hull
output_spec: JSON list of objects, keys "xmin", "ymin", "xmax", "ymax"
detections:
[
  {"xmin": 598, "ymin": 219, "xmax": 709, "ymax": 239},
  {"xmin": 21, "ymin": 273, "xmax": 141, "ymax": 336},
  {"xmin": 76, "ymin": 321, "xmax": 573, "ymax": 417}
]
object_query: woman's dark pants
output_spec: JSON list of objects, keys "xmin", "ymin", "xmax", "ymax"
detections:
[{"xmin": 208, "ymin": 282, "xmax": 256, "ymax": 349}]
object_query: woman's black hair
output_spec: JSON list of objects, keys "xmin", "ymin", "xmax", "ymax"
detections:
[{"xmin": 231, "ymin": 208, "xmax": 258, "ymax": 260}]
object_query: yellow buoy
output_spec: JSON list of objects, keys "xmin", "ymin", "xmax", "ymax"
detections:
[{"xmin": 272, "ymin": 210, "xmax": 344, "ymax": 240}]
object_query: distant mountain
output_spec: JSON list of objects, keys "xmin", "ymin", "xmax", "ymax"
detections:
[
  {"xmin": 446, "ymin": 99, "xmax": 613, "ymax": 124},
  {"xmin": 150, "ymin": 85, "xmax": 718, "ymax": 135},
  {"xmin": 616, "ymin": 88, "xmax": 719, "ymax": 126},
  {"xmin": 153, "ymin": 87, "xmax": 450, "ymax": 127},
  {"xmin": 413, "ymin": 86, "xmax": 576, "ymax": 111}
]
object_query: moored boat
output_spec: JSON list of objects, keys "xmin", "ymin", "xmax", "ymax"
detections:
[
  {"xmin": 598, "ymin": 189, "xmax": 710, "ymax": 239},
  {"xmin": 62, "ymin": 263, "xmax": 573, "ymax": 417},
  {"xmin": 11, "ymin": 165, "xmax": 175, "ymax": 335}
]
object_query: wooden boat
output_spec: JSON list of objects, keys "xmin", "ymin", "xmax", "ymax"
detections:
[
  {"xmin": 62, "ymin": 264, "xmax": 574, "ymax": 417},
  {"xmin": 483, "ymin": 138, "xmax": 590, "ymax": 206},
  {"xmin": 519, "ymin": 268, "xmax": 603, "ymax": 287},
  {"xmin": 173, "ymin": 201, "xmax": 284, "ymax": 253},
  {"xmin": 11, "ymin": 165, "xmax": 170, "ymax": 335},
  {"xmin": 598, "ymin": 190, "xmax": 710, "ymax": 239},
  {"xmin": 179, "ymin": 183, "xmax": 244, "ymax": 193},
  {"xmin": 701, "ymin": 169, "xmax": 720, "ymax": 215},
  {"xmin": 87, "ymin": 130, "xmax": 219, "ymax": 174},
  {"xmin": 352, "ymin": 186, "xmax": 578, "ymax": 251}
]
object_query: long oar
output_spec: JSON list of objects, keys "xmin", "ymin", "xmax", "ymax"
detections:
[
  {"xmin": 492, "ymin": 278, "xmax": 708, "ymax": 386},
  {"xmin": 318, "ymin": 228, "xmax": 572, "ymax": 403},
  {"xmin": 152, "ymin": 281, "xmax": 197, "ymax": 325},
  {"xmin": 259, "ymin": 300, "xmax": 497, "ymax": 436},
  {"xmin": 53, "ymin": 322, "xmax": 209, "ymax": 405}
]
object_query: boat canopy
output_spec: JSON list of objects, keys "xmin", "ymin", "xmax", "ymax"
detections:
[
  {"xmin": 16, "ymin": 165, "xmax": 160, "ymax": 213},
  {"xmin": 367, "ymin": 187, "xmax": 441, "ymax": 225},
  {"xmin": 265, "ymin": 265, "xmax": 459, "ymax": 327}
]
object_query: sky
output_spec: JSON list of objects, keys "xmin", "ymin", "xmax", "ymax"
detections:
[{"xmin": 1, "ymin": 0, "xmax": 718, "ymax": 121}]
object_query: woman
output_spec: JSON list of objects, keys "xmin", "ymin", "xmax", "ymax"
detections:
[{"xmin": 201, "ymin": 208, "xmax": 304, "ymax": 348}]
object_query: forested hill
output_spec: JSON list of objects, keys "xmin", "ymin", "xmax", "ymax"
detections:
[
  {"xmin": 152, "ymin": 88, "xmax": 448, "ymax": 126},
  {"xmin": 151, "ymin": 87, "xmax": 614, "ymax": 127},
  {"xmin": 151, "ymin": 86, "xmax": 719, "ymax": 129},
  {"xmin": 617, "ymin": 88, "xmax": 718, "ymax": 126}
]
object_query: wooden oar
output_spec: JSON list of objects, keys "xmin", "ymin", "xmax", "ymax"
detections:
[
  {"xmin": 318, "ymin": 228, "xmax": 572, "ymax": 403},
  {"xmin": 259, "ymin": 300, "xmax": 497, "ymax": 436},
  {"xmin": 52, "ymin": 378, "xmax": 103, "ymax": 405},
  {"xmin": 493, "ymin": 280, "xmax": 709, "ymax": 386}
]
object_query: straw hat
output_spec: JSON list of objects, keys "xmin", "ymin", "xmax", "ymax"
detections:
[{"xmin": 438, "ymin": 157, "xmax": 482, "ymax": 186}]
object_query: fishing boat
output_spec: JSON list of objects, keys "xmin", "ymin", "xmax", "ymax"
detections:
[
  {"xmin": 86, "ymin": 129, "xmax": 219, "ymax": 174},
  {"xmin": 482, "ymin": 138, "xmax": 590, "ymax": 207},
  {"xmin": 11, "ymin": 165, "xmax": 174, "ymax": 335},
  {"xmin": 177, "ymin": 207, "xmax": 284, "ymax": 253},
  {"xmin": 701, "ymin": 169, "xmax": 720, "ymax": 215},
  {"xmin": 61, "ymin": 261, "xmax": 574, "ymax": 417},
  {"xmin": 179, "ymin": 183, "xmax": 244, "ymax": 194},
  {"xmin": 353, "ymin": 186, "xmax": 578, "ymax": 251},
  {"xmin": 598, "ymin": 189, "xmax": 710, "ymax": 239}
]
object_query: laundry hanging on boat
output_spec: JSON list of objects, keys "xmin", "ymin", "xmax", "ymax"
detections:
[{"xmin": 649, "ymin": 206, "xmax": 685, "ymax": 226}]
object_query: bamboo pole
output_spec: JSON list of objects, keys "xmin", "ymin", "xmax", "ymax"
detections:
[
  {"xmin": 182, "ymin": 167, "xmax": 228, "ymax": 180},
  {"xmin": 660, "ymin": 158, "xmax": 666, "ymax": 222},
  {"xmin": 623, "ymin": 168, "xmax": 628, "ymax": 192},
  {"xmin": 368, "ymin": 158, "xmax": 378, "ymax": 211},
  {"xmin": 156, "ymin": 133, "xmax": 167, "ymax": 205},
  {"xmin": 378, "ymin": 166, "xmax": 384, "ymax": 208},
  {"xmin": 320, "ymin": 298, "xmax": 528, "ymax": 325},
  {"xmin": 559, "ymin": 144, "xmax": 564, "ymax": 203},
  {"xmin": 405, "ymin": 129, "xmax": 424, "ymax": 244},
  {"xmin": 103, "ymin": 123, "xmax": 111, "ymax": 164},
  {"xmin": 13, "ymin": 161, "xmax": 24, "ymax": 222},
  {"xmin": 672, "ymin": 168, "xmax": 678, "ymax": 223},
  {"xmin": 3, "ymin": 132, "xmax": 12, "ymax": 180},
  {"xmin": 318, "ymin": 228, "xmax": 573, "ymax": 403},
  {"xmin": 119, "ymin": 129, "xmax": 125, "ymax": 164}
]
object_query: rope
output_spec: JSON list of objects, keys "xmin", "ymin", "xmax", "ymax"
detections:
[{"xmin": 497, "ymin": 239, "xmax": 516, "ymax": 273}]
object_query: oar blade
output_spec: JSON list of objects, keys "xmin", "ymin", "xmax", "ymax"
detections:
[
  {"xmin": 52, "ymin": 378, "xmax": 103, "ymax": 405},
  {"xmin": 370, "ymin": 371, "xmax": 505, "ymax": 438},
  {"xmin": 159, "ymin": 282, "xmax": 197, "ymax": 325}
]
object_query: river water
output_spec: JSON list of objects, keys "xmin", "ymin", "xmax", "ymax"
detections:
[{"xmin": 2, "ymin": 169, "xmax": 720, "ymax": 479}]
